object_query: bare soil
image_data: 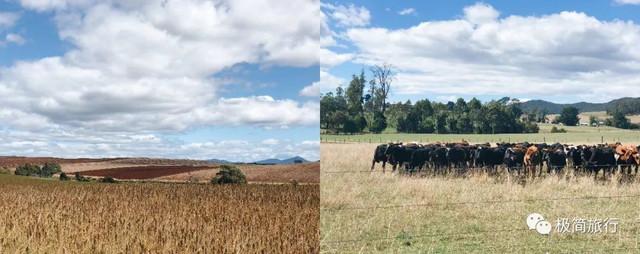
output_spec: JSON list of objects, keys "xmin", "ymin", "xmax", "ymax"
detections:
[
  {"xmin": 156, "ymin": 162, "xmax": 321, "ymax": 183},
  {"xmin": 78, "ymin": 165, "xmax": 216, "ymax": 179}
]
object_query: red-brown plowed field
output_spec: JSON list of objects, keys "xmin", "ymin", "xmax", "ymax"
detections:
[{"xmin": 78, "ymin": 165, "xmax": 216, "ymax": 179}]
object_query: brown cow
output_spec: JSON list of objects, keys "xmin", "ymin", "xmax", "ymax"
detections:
[
  {"xmin": 524, "ymin": 145, "xmax": 543, "ymax": 177},
  {"xmin": 615, "ymin": 144, "xmax": 640, "ymax": 174}
]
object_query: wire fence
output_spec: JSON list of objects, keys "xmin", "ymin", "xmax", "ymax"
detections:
[
  {"xmin": 320, "ymin": 135, "xmax": 637, "ymax": 145},
  {"xmin": 322, "ymin": 194, "xmax": 640, "ymax": 251},
  {"xmin": 322, "ymin": 163, "xmax": 638, "ymax": 174},
  {"xmin": 321, "ymin": 194, "xmax": 640, "ymax": 211},
  {"xmin": 322, "ymin": 223, "xmax": 640, "ymax": 245}
]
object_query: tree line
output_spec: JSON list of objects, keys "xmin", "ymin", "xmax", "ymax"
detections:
[
  {"xmin": 321, "ymin": 67, "xmax": 639, "ymax": 134},
  {"xmin": 320, "ymin": 67, "xmax": 539, "ymax": 134}
]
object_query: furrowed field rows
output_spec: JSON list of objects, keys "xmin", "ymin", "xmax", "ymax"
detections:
[{"xmin": 0, "ymin": 174, "xmax": 319, "ymax": 253}]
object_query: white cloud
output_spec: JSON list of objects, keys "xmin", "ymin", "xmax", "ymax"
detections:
[
  {"xmin": 463, "ymin": 2, "xmax": 499, "ymax": 24},
  {"xmin": 345, "ymin": 3, "xmax": 640, "ymax": 102},
  {"xmin": 1, "ymin": 0, "xmax": 319, "ymax": 131},
  {"xmin": 261, "ymin": 138, "xmax": 280, "ymax": 145},
  {"xmin": 320, "ymin": 48, "xmax": 353, "ymax": 69},
  {"xmin": 398, "ymin": 8, "xmax": 416, "ymax": 16},
  {"xmin": 5, "ymin": 33, "xmax": 25, "ymax": 45},
  {"xmin": 322, "ymin": 2, "xmax": 370, "ymax": 27},
  {"xmin": 306, "ymin": 70, "xmax": 345, "ymax": 96},
  {"xmin": 614, "ymin": 0, "xmax": 640, "ymax": 5},
  {"xmin": 0, "ymin": 129, "xmax": 319, "ymax": 161},
  {"xmin": 0, "ymin": 12, "xmax": 20, "ymax": 29},
  {"xmin": 0, "ymin": 0, "xmax": 320, "ymax": 159}
]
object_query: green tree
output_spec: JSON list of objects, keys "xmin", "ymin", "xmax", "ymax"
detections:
[
  {"xmin": 589, "ymin": 115, "xmax": 598, "ymax": 126},
  {"xmin": 211, "ymin": 165, "xmax": 247, "ymax": 184},
  {"xmin": 370, "ymin": 112, "xmax": 387, "ymax": 133},
  {"xmin": 14, "ymin": 164, "xmax": 41, "ymax": 176},
  {"xmin": 609, "ymin": 111, "xmax": 631, "ymax": 129},
  {"xmin": 41, "ymin": 163, "xmax": 62, "ymax": 177},
  {"xmin": 557, "ymin": 107, "xmax": 580, "ymax": 126},
  {"xmin": 345, "ymin": 71, "xmax": 366, "ymax": 116}
]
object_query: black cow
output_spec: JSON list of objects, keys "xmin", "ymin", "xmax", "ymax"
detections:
[
  {"xmin": 371, "ymin": 144, "xmax": 389, "ymax": 172},
  {"xmin": 504, "ymin": 147, "xmax": 525, "ymax": 173},
  {"xmin": 543, "ymin": 144, "xmax": 566, "ymax": 174},
  {"xmin": 447, "ymin": 146, "xmax": 468, "ymax": 173},
  {"xmin": 583, "ymin": 145, "xmax": 616, "ymax": 177},
  {"xmin": 431, "ymin": 146, "xmax": 448, "ymax": 174},
  {"xmin": 566, "ymin": 146, "xmax": 583, "ymax": 172},
  {"xmin": 408, "ymin": 147, "xmax": 432, "ymax": 175},
  {"xmin": 385, "ymin": 144, "xmax": 416, "ymax": 173}
]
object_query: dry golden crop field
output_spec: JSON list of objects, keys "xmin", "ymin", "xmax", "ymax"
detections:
[
  {"xmin": 0, "ymin": 174, "xmax": 319, "ymax": 253},
  {"xmin": 321, "ymin": 143, "xmax": 640, "ymax": 253}
]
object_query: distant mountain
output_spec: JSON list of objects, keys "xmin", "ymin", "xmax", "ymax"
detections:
[
  {"xmin": 207, "ymin": 158, "xmax": 235, "ymax": 164},
  {"xmin": 517, "ymin": 97, "xmax": 640, "ymax": 114},
  {"xmin": 255, "ymin": 156, "xmax": 309, "ymax": 165}
]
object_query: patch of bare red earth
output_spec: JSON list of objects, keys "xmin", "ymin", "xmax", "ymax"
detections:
[
  {"xmin": 78, "ymin": 165, "xmax": 216, "ymax": 179},
  {"xmin": 155, "ymin": 162, "xmax": 320, "ymax": 183}
]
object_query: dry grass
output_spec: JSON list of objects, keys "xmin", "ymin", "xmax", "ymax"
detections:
[
  {"xmin": 0, "ymin": 174, "xmax": 319, "ymax": 253},
  {"xmin": 321, "ymin": 143, "xmax": 640, "ymax": 253}
]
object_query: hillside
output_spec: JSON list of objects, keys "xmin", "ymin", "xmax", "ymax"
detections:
[
  {"xmin": 517, "ymin": 97, "xmax": 640, "ymax": 114},
  {"xmin": 255, "ymin": 156, "xmax": 309, "ymax": 165}
]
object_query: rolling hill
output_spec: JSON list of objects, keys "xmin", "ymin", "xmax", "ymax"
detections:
[
  {"xmin": 517, "ymin": 97, "xmax": 640, "ymax": 114},
  {"xmin": 255, "ymin": 156, "xmax": 309, "ymax": 165}
]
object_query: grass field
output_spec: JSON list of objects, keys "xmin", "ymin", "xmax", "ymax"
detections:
[
  {"xmin": 320, "ymin": 143, "xmax": 640, "ymax": 253},
  {"xmin": 0, "ymin": 174, "xmax": 319, "ymax": 253},
  {"xmin": 321, "ymin": 124, "xmax": 640, "ymax": 144}
]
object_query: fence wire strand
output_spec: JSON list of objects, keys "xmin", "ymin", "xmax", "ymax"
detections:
[{"xmin": 322, "ymin": 193, "xmax": 640, "ymax": 211}]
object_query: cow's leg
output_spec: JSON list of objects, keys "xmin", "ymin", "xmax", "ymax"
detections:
[{"xmin": 371, "ymin": 160, "xmax": 376, "ymax": 171}]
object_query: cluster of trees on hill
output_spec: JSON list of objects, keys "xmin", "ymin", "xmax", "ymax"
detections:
[
  {"xmin": 321, "ymin": 65, "xmax": 394, "ymax": 134},
  {"xmin": 607, "ymin": 98, "xmax": 640, "ymax": 116},
  {"xmin": 532, "ymin": 106, "xmax": 638, "ymax": 129},
  {"xmin": 320, "ymin": 68, "xmax": 539, "ymax": 134},
  {"xmin": 390, "ymin": 98, "xmax": 539, "ymax": 134}
]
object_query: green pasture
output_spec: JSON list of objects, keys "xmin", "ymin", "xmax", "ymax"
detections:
[{"xmin": 321, "ymin": 124, "xmax": 640, "ymax": 144}]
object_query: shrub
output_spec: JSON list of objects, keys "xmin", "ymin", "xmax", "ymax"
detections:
[
  {"xmin": 550, "ymin": 126, "xmax": 567, "ymax": 133},
  {"xmin": 75, "ymin": 172, "xmax": 90, "ymax": 182},
  {"xmin": 41, "ymin": 163, "xmax": 62, "ymax": 177},
  {"xmin": 211, "ymin": 165, "xmax": 247, "ymax": 184},
  {"xmin": 100, "ymin": 176, "xmax": 117, "ymax": 183},
  {"xmin": 59, "ymin": 172, "xmax": 70, "ymax": 181},
  {"xmin": 14, "ymin": 164, "xmax": 42, "ymax": 176}
]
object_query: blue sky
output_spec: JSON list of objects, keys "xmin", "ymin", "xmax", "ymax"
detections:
[
  {"xmin": 0, "ymin": 0, "xmax": 319, "ymax": 162},
  {"xmin": 321, "ymin": 0, "xmax": 640, "ymax": 104}
]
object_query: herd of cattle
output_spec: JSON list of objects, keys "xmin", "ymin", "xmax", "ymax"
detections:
[{"xmin": 371, "ymin": 141, "xmax": 640, "ymax": 177}]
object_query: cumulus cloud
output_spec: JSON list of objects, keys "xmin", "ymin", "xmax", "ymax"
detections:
[
  {"xmin": 1, "ymin": 0, "xmax": 319, "ymax": 131},
  {"xmin": 345, "ymin": 3, "xmax": 640, "ymax": 102},
  {"xmin": 300, "ymin": 70, "xmax": 345, "ymax": 97},
  {"xmin": 0, "ymin": 128, "xmax": 319, "ymax": 161},
  {"xmin": 398, "ymin": 8, "xmax": 416, "ymax": 16},
  {"xmin": 4, "ymin": 33, "xmax": 25, "ymax": 45},
  {"xmin": 0, "ymin": 0, "xmax": 319, "ymax": 159},
  {"xmin": 0, "ymin": 12, "xmax": 20, "ymax": 29},
  {"xmin": 322, "ymin": 2, "xmax": 370, "ymax": 27},
  {"xmin": 463, "ymin": 2, "xmax": 499, "ymax": 24}
]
